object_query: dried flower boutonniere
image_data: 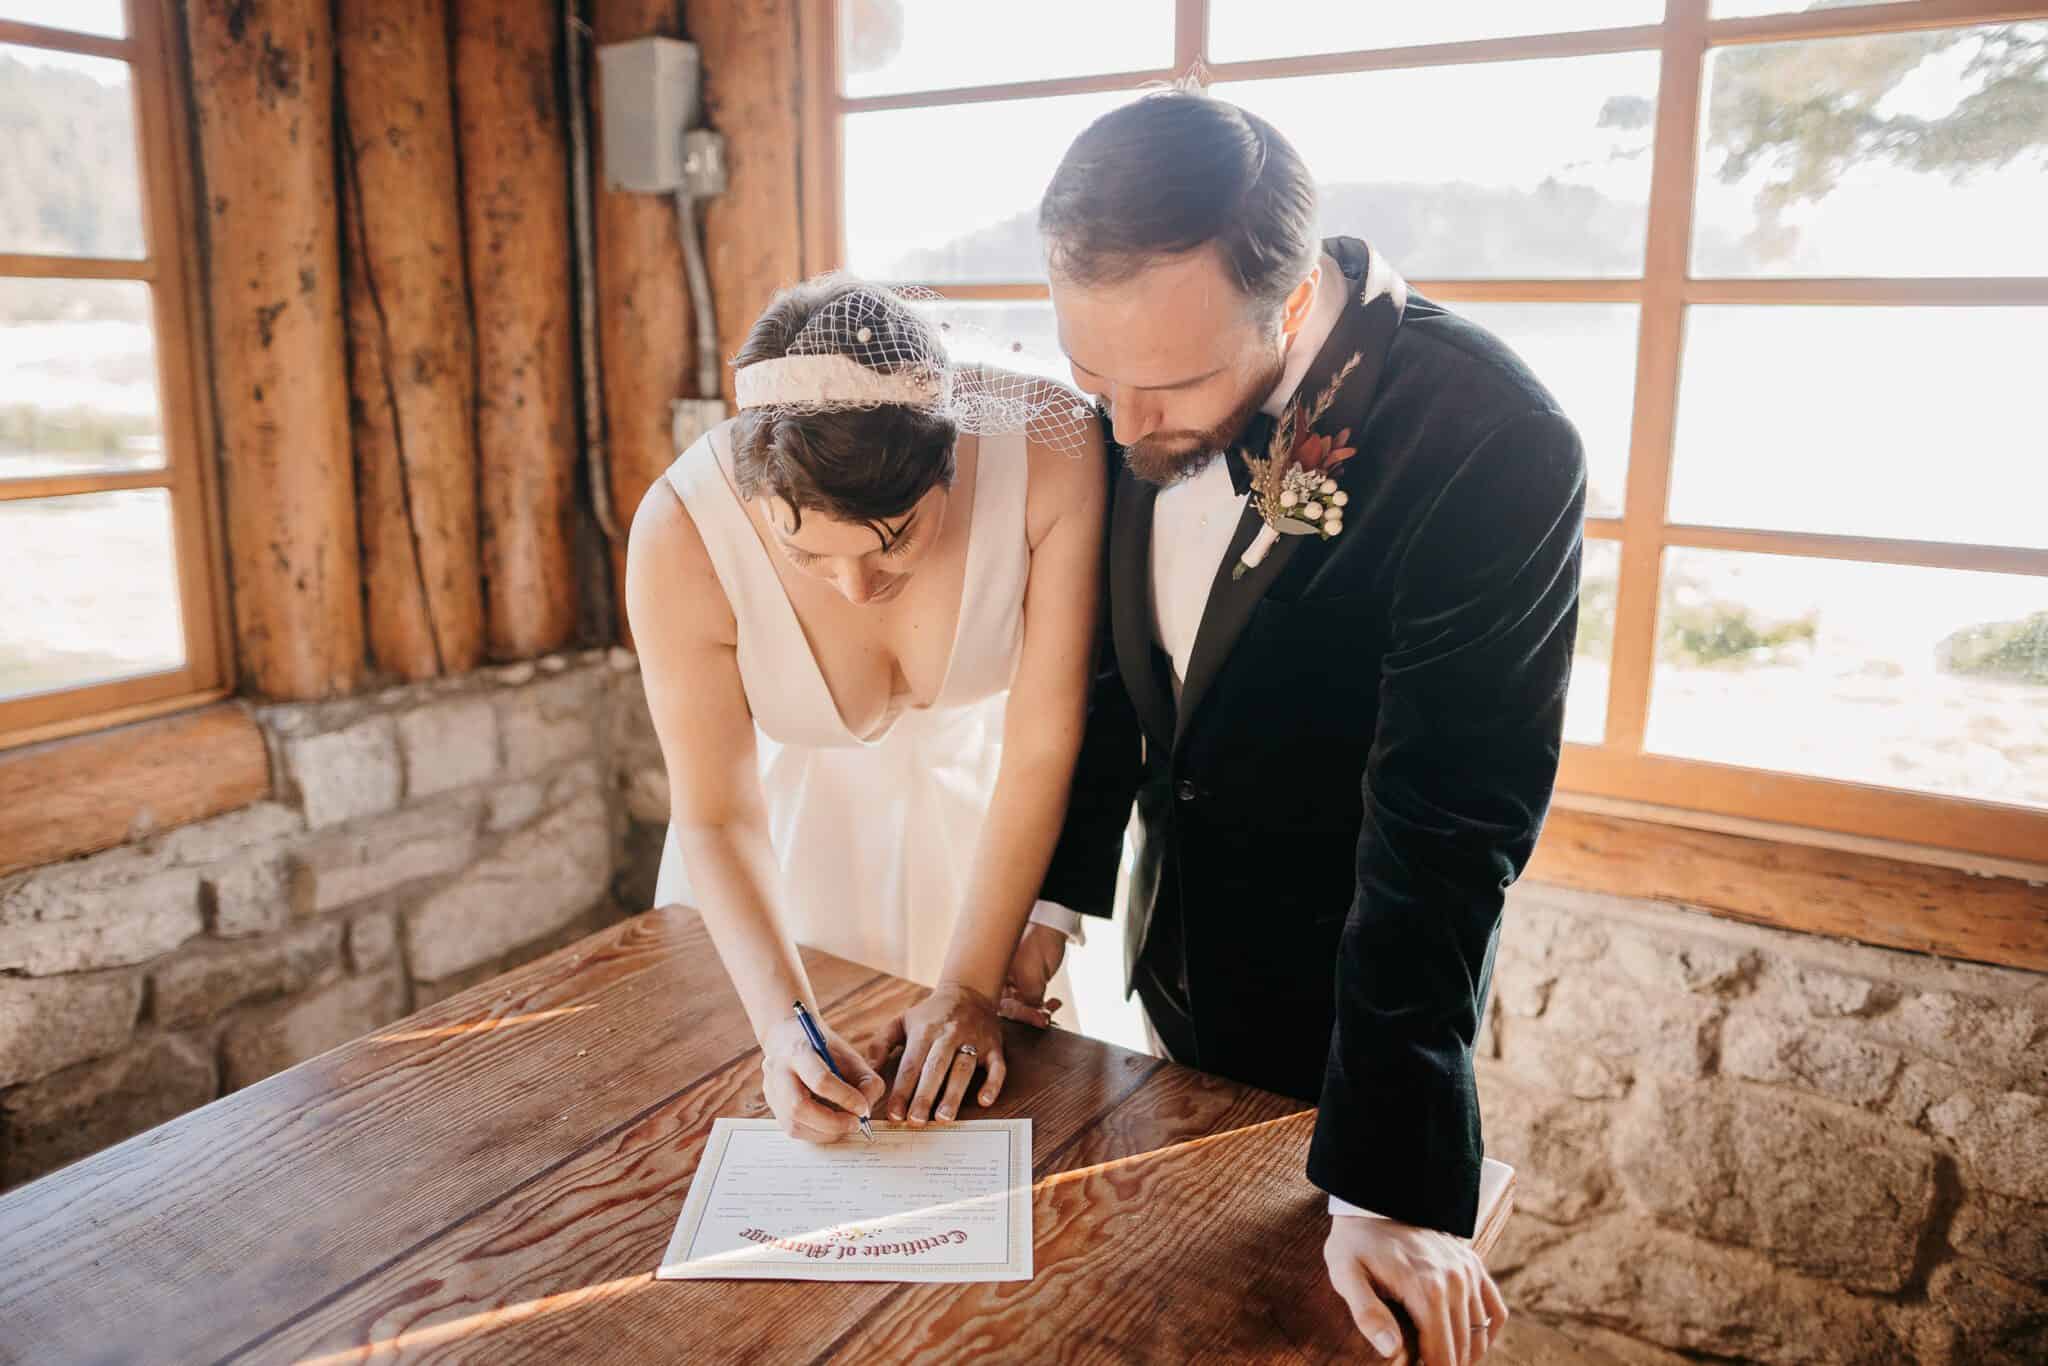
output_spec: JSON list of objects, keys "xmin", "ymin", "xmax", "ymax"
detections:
[{"xmin": 1233, "ymin": 351, "xmax": 1362, "ymax": 580}]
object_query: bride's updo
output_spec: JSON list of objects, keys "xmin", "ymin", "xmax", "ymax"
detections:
[{"xmin": 729, "ymin": 275, "xmax": 958, "ymax": 535}]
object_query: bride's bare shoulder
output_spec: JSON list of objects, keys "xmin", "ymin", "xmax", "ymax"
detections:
[
  {"xmin": 1017, "ymin": 376, "xmax": 1106, "ymax": 547},
  {"xmin": 624, "ymin": 443, "xmax": 737, "ymax": 650}
]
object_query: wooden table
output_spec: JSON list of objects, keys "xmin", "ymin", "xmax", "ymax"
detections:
[{"xmin": 0, "ymin": 908, "xmax": 1504, "ymax": 1364}]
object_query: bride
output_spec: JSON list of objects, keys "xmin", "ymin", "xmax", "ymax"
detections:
[{"xmin": 625, "ymin": 275, "xmax": 1104, "ymax": 1140}]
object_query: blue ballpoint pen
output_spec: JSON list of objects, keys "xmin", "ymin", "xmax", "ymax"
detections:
[{"xmin": 792, "ymin": 999, "xmax": 874, "ymax": 1142}]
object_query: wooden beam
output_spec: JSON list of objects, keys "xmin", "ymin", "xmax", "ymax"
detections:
[
  {"xmin": 686, "ymin": 0, "xmax": 805, "ymax": 407},
  {"xmin": 0, "ymin": 254, "xmax": 150, "ymax": 281},
  {"xmin": 1527, "ymin": 806, "xmax": 2048, "ymax": 974},
  {"xmin": 0, "ymin": 470, "xmax": 169, "ymax": 502},
  {"xmin": 1560, "ymin": 745, "xmax": 2048, "ymax": 868},
  {"xmin": 452, "ymin": 0, "xmax": 582, "ymax": 660},
  {"xmin": 1686, "ymin": 276, "xmax": 2048, "ymax": 307},
  {"xmin": 184, "ymin": 0, "xmax": 364, "ymax": 700},
  {"xmin": 1661, "ymin": 524, "xmax": 2048, "ymax": 578},
  {"xmin": 0, "ymin": 18, "xmax": 130, "ymax": 60},
  {"xmin": 337, "ymin": 0, "xmax": 486, "ymax": 682},
  {"xmin": 795, "ymin": 0, "xmax": 840, "ymax": 277},
  {"xmin": 0, "ymin": 703, "xmax": 270, "ymax": 878},
  {"xmin": 592, "ymin": 0, "xmax": 695, "ymax": 647},
  {"xmin": 1706, "ymin": 0, "xmax": 2048, "ymax": 47}
]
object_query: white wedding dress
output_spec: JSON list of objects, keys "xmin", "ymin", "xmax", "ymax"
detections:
[{"xmin": 652, "ymin": 427, "xmax": 1030, "ymax": 987}]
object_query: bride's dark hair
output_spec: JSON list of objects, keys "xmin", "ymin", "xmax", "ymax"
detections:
[{"xmin": 729, "ymin": 275, "xmax": 958, "ymax": 540}]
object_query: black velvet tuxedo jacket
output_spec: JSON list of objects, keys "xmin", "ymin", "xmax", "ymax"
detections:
[{"xmin": 1040, "ymin": 237, "xmax": 1586, "ymax": 1236}]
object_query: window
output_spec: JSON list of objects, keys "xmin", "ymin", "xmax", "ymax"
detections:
[
  {"xmin": 806, "ymin": 0, "xmax": 2048, "ymax": 864},
  {"xmin": 0, "ymin": 0, "xmax": 226, "ymax": 749}
]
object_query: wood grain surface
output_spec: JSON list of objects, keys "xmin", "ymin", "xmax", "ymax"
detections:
[{"xmin": 0, "ymin": 909, "xmax": 1504, "ymax": 1364}]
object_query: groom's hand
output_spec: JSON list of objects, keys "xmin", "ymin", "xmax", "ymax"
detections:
[
  {"xmin": 1324, "ymin": 1213, "xmax": 1506, "ymax": 1366},
  {"xmin": 998, "ymin": 923, "xmax": 1067, "ymax": 1027}
]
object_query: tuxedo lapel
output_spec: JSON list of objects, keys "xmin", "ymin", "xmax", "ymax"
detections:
[
  {"xmin": 1108, "ymin": 466, "xmax": 1174, "ymax": 751},
  {"xmin": 1174, "ymin": 498, "xmax": 1305, "ymax": 747}
]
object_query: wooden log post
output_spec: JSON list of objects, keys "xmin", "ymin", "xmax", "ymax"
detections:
[
  {"xmin": 185, "ymin": 0, "xmax": 364, "ymax": 700},
  {"xmin": 453, "ymin": 3, "xmax": 582, "ymax": 661},
  {"xmin": 683, "ymin": 0, "xmax": 805, "ymax": 410},
  {"xmin": 592, "ymin": 0, "xmax": 696, "ymax": 647},
  {"xmin": 337, "ymin": 0, "xmax": 486, "ymax": 681}
]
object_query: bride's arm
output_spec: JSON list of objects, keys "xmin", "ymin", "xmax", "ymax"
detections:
[
  {"xmin": 626, "ymin": 473, "xmax": 883, "ymax": 1141},
  {"xmin": 885, "ymin": 415, "xmax": 1107, "ymax": 1123}
]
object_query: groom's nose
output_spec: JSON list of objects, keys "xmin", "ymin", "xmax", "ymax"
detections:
[{"xmin": 1105, "ymin": 387, "xmax": 1161, "ymax": 446}]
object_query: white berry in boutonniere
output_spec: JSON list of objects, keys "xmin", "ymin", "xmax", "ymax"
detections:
[{"xmin": 1234, "ymin": 352, "xmax": 1364, "ymax": 579}]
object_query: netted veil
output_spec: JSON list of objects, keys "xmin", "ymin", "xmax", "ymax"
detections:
[{"xmin": 732, "ymin": 281, "xmax": 1099, "ymax": 454}]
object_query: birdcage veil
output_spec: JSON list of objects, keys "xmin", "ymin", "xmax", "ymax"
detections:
[{"xmin": 732, "ymin": 281, "xmax": 1098, "ymax": 454}]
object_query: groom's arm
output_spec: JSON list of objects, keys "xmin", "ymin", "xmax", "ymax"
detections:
[
  {"xmin": 1035, "ymin": 609, "xmax": 1143, "ymax": 923},
  {"xmin": 1308, "ymin": 409, "xmax": 1585, "ymax": 1234}
]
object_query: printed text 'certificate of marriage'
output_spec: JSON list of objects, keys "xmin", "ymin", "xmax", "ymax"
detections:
[{"xmin": 657, "ymin": 1118, "xmax": 1033, "ymax": 1283}]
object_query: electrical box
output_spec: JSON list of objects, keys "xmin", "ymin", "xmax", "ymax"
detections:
[{"xmin": 597, "ymin": 37, "xmax": 702, "ymax": 193}]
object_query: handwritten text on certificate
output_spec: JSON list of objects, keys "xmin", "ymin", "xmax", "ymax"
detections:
[{"xmin": 657, "ymin": 1119, "xmax": 1033, "ymax": 1282}]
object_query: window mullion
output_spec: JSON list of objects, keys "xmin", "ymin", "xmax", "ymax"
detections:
[{"xmin": 1605, "ymin": 0, "xmax": 1709, "ymax": 754}]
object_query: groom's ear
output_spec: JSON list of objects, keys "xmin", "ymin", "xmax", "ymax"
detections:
[{"xmin": 1280, "ymin": 264, "xmax": 1321, "ymax": 341}]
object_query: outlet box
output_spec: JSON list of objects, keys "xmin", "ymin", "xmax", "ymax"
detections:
[{"xmin": 597, "ymin": 37, "xmax": 701, "ymax": 193}]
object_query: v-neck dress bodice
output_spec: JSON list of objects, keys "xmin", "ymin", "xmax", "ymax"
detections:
[{"xmin": 652, "ymin": 429, "xmax": 1030, "ymax": 985}]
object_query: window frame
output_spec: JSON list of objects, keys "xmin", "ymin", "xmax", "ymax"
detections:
[
  {"xmin": 0, "ymin": 0, "xmax": 232, "ymax": 751},
  {"xmin": 800, "ymin": 0, "xmax": 2048, "ymax": 866}
]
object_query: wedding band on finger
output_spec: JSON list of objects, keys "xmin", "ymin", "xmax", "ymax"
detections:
[{"xmin": 957, "ymin": 1044, "xmax": 977, "ymax": 1057}]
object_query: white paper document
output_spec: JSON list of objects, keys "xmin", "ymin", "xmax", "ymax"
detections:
[{"xmin": 657, "ymin": 1118, "xmax": 1033, "ymax": 1282}]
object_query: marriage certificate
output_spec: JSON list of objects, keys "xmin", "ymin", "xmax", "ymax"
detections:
[{"xmin": 657, "ymin": 1118, "xmax": 1034, "ymax": 1282}]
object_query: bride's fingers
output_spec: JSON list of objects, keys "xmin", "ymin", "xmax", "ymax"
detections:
[
  {"xmin": 884, "ymin": 1028, "xmax": 930, "ymax": 1121},
  {"xmin": 907, "ymin": 1034, "xmax": 960, "ymax": 1123},
  {"xmin": 935, "ymin": 1050, "xmax": 978, "ymax": 1121},
  {"xmin": 791, "ymin": 1047, "xmax": 873, "ymax": 1121},
  {"xmin": 978, "ymin": 1051, "xmax": 1007, "ymax": 1108}
]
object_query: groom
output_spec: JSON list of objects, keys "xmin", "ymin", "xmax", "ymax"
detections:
[{"xmin": 1008, "ymin": 92, "xmax": 1584, "ymax": 1366}]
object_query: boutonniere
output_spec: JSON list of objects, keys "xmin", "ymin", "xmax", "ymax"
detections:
[{"xmin": 1234, "ymin": 351, "xmax": 1362, "ymax": 580}]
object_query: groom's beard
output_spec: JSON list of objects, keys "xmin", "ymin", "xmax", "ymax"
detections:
[{"xmin": 1121, "ymin": 357, "xmax": 1284, "ymax": 488}]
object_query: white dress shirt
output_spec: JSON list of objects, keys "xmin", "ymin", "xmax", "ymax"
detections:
[{"xmin": 1023, "ymin": 258, "xmax": 1376, "ymax": 1220}]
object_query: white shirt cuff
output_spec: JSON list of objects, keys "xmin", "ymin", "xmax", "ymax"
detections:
[
  {"xmin": 1327, "ymin": 1194, "xmax": 1387, "ymax": 1219},
  {"xmin": 1027, "ymin": 900, "xmax": 1087, "ymax": 946}
]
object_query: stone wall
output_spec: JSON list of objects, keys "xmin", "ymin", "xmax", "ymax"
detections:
[
  {"xmin": 0, "ymin": 650, "xmax": 672, "ymax": 1191},
  {"xmin": 1483, "ymin": 883, "xmax": 2047, "ymax": 1365}
]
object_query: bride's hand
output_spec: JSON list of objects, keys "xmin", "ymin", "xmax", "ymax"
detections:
[
  {"xmin": 881, "ymin": 983, "xmax": 1006, "ymax": 1124},
  {"xmin": 758, "ymin": 1013, "xmax": 887, "ymax": 1143}
]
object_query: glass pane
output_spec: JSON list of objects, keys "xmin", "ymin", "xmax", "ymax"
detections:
[
  {"xmin": 1694, "ymin": 23, "xmax": 2048, "ymax": 277},
  {"xmin": 1215, "ymin": 52, "xmax": 1660, "ymax": 278},
  {"xmin": 1568, "ymin": 537, "xmax": 1621, "ymax": 744},
  {"xmin": 1212, "ymin": 0, "xmax": 1662, "ymax": 63},
  {"xmin": 1710, "ymin": 0, "xmax": 1908, "ymax": 17},
  {"xmin": 845, "ymin": 90, "xmax": 1131, "ymax": 282},
  {"xmin": 1646, "ymin": 550, "xmax": 2048, "ymax": 809},
  {"xmin": 1, "ymin": 278, "xmax": 163, "ymax": 481},
  {"xmin": 0, "ymin": 1, "xmax": 125, "ymax": 37},
  {"xmin": 0, "ymin": 489, "xmax": 186, "ymax": 701},
  {"xmin": 918, "ymin": 300, "xmax": 1069, "ymax": 383},
  {"xmin": 1453, "ymin": 303, "xmax": 1636, "ymax": 518},
  {"xmin": 0, "ymin": 43, "xmax": 144, "ymax": 257},
  {"xmin": 1672, "ymin": 307, "xmax": 2046, "ymax": 550},
  {"xmin": 840, "ymin": 0, "xmax": 1171, "ymax": 98}
]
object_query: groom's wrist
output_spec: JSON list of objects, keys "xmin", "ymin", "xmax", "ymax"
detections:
[
  {"xmin": 1326, "ymin": 1192, "xmax": 1388, "ymax": 1220},
  {"xmin": 1027, "ymin": 900, "xmax": 1087, "ymax": 945}
]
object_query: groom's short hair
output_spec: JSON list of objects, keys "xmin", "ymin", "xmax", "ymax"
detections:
[{"xmin": 1039, "ymin": 91, "xmax": 1318, "ymax": 316}]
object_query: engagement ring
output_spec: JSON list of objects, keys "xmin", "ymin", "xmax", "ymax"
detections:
[{"xmin": 958, "ymin": 1044, "xmax": 978, "ymax": 1057}]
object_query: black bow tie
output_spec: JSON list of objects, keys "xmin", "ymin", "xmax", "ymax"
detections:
[{"xmin": 1225, "ymin": 412, "xmax": 1278, "ymax": 497}]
